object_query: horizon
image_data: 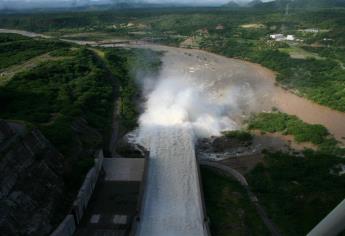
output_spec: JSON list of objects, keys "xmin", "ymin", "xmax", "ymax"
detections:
[{"xmin": 0, "ymin": 0, "xmax": 275, "ymax": 10}]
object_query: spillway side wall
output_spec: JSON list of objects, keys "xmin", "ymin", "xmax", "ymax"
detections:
[
  {"xmin": 129, "ymin": 150, "xmax": 150, "ymax": 236},
  {"xmin": 196, "ymin": 157, "xmax": 212, "ymax": 236}
]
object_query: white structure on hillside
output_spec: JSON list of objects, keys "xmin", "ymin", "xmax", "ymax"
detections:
[
  {"xmin": 270, "ymin": 34, "xmax": 285, "ymax": 41},
  {"xmin": 270, "ymin": 34, "xmax": 296, "ymax": 42},
  {"xmin": 286, "ymin": 35, "xmax": 295, "ymax": 41},
  {"xmin": 302, "ymin": 28, "xmax": 320, "ymax": 33}
]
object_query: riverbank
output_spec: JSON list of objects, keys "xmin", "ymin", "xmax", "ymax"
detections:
[
  {"xmin": 2, "ymin": 28, "xmax": 344, "ymax": 145},
  {"xmin": 125, "ymin": 43, "xmax": 345, "ymax": 145}
]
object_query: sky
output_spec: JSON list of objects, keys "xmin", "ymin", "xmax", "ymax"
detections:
[
  {"xmin": 0, "ymin": 0, "xmax": 274, "ymax": 9},
  {"xmin": 0, "ymin": 0, "xmax": 260, "ymax": 6}
]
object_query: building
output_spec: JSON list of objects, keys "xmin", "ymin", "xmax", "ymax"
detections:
[
  {"xmin": 216, "ymin": 24, "xmax": 224, "ymax": 30},
  {"xmin": 270, "ymin": 34, "xmax": 297, "ymax": 42},
  {"xmin": 286, "ymin": 35, "xmax": 295, "ymax": 41},
  {"xmin": 270, "ymin": 34, "xmax": 285, "ymax": 41}
]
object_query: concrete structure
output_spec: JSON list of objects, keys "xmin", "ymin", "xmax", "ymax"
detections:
[
  {"xmin": 136, "ymin": 128, "xmax": 209, "ymax": 236},
  {"xmin": 51, "ymin": 151, "xmax": 147, "ymax": 236},
  {"xmin": 74, "ymin": 157, "xmax": 146, "ymax": 236},
  {"xmin": 103, "ymin": 158, "xmax": 145, "ymax": 182},
  {"xmin": 308, "ymin": 198, "xmax": 345, "ymax": 236},
  {"xmin": 51, "ymin": 151, "xmax": 104, "ymax": 236}
]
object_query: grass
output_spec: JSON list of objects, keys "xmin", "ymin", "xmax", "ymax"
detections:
[
  {"xmin": 201, "ymin": 167, "xmax": 270, "ymax": 236},
  {"xmin": 222, "ymin": 130, "xmax": 253, "ymax": 143},
  {"xmin": 279, "ymin": 46, "xmax": 324, "ymax": 60}
]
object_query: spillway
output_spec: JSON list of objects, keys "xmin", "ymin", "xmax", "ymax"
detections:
[
  {"xmin": 133, "ymin": 45, "xmax": 304, "ymax": 235},
  {"xmin": 137, "ymin": 126, "xmax": 207, "ymax": 236},
  {"xmin": 134, "ymin": 46, "xmax": 274, "ymax": 236}
]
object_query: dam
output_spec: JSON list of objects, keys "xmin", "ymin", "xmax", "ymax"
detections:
[
  {"xmin": 137, "ymin": 127, "xmax": 208, "ymax": 236},
  {"xmin": 133, "ymin": 46, "xmax": 272, "ymax": 236}
]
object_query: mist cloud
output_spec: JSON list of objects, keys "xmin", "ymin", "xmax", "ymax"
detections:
[{"xmin": 139, "ymin": 74, "xmax": 238, "ymax": 138}]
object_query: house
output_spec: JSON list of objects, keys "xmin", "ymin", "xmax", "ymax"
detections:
[
  {"xmin": 216, "ymin": 24, "xmax": 224, "ymax": 30},
  {"xmin": 270, "ymin": 34, "xmax": 297, "ymax": 42},
  {"xmin": 270, "ymin": 34, "xmax": 285, "ymax": 41},
  {"xmin": 286, "ymin": 35, "xmax": 295, "ymax": 41}
]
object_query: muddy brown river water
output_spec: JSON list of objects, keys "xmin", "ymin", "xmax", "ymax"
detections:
[
  {"xmin": 2, "ymin": 29, "xmax": 345, "ymax": 236},
  {"xmin": 121, "ymin": 44, "xmax": 345, "ymax": 145},
  {"xmin": 1, "ymin": 27, "xmax": 344, "ymax": 144}
]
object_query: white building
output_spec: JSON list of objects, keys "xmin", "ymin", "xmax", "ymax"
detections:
[
  {"xmin": 286, "ymin": 35, "xmax": 295, "ymax": 41},
  {"xmin": 270, "ymin": 34, "xmax": 296, "ymax": 42},
  {"xmin": 270, "ymin": 34, "xmax": 285, "ymax": 40}
]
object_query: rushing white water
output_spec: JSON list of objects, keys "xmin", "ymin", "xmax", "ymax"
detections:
[
  {"xmin": 137, "ymin": 126, "xmax": 207, "ymax": 236},
  {"xmin": 135, "ymin": 76, "xmax": 228, "ymax": 235},
  {"xmin": 135, "ymin": 49, "xmax": 247, "ymax": 236},
  {"xmin": 135, "ymin": 44, "xmax": 280, "ymax": 235}
]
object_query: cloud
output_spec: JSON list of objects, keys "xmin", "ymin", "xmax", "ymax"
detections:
[{"xmin": 0, "ymin": 0, "xmax": 256, "ymax": 9}]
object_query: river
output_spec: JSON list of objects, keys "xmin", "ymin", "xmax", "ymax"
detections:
[
  {"xmin": 1, "ymin": 28, "xmax": 344, "ymax": 144},
  {"xmin": 1, "ymin": 29, "xmax": 345, "ymax": 236},
  {"xmin": 125, "ymin": 43, "xmax": 345, "ymax": 145}
]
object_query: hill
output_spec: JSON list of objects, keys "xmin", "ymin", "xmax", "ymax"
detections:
[{"xmin": 248, "ymin": 0, "xmax": 345, "ymax": 9}]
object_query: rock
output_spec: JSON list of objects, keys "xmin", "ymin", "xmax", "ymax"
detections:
[
  {"xmin": 0, "ymin": 119, "xmax": 15, "ymax": 143},
  {"xmin": 0, "ymin": 120, "xmax": 65, "ymax": 236},
  {"xmin": 212, "ymin": 136, "xmax": 250, "ymax": 152},
  {"xmin": 115, "ymin": 135, "xmax": 147, "ymax": 158}
]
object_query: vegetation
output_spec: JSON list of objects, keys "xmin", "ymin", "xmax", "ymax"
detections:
[
  {"xmin": 0, "ymin": 33, "xmax": 28, "ymax": 43},
  {"xmin": 1, "ymin": 7, "xmax": 344, "ymax": 111},
  {"xmin": 200, "ymin": 32, "xmax": 345, "ymax": 111},
  {"xmin": 0, "ymin": 33, "xmax": 69, "ymax": 69},
  {"xmin": 248, "ymin": 112, "xmax": 343, "ymax": 155},
  {"xmin": 247, "ymin": 151, "xmax": 345, "ymax": 236},
  {"xmin": 201, "ymin": 167, "xmax": 269, "ymax": 236},
  {"xmin": 222, "ymin": 130, "xmax": 253, "ymax": 143},
  {"xmin": 0, "ymin": 49, "xmax": 112, "ymax": 175},
  {"xmin": 0, "ymin": 35, "xmax": 116, "ymax": 189},
  {"xmin": 0, "ymin": 5, "xmax": 344, "ymax": 235},
  {"xmin": 104, "ymin": 48, "xmax": 162, "ymax": 130},
  {"xmin": 0, "ymin": 31, "xmax": 162, "ymax": 189}
]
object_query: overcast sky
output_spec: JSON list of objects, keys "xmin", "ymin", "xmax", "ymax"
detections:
[{"xmin": 0, "ymin": 0, "xmax": 274, "ymax": 9}]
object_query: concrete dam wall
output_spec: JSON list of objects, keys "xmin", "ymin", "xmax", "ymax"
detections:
[{"xmin": 137, "ymin": 127, "xmax": 208, "ymax": 236}]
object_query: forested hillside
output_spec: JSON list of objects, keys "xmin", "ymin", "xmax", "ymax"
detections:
[{"xmin": 0, "ymin": 7, "xmax": 344, "ymax": 112}]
